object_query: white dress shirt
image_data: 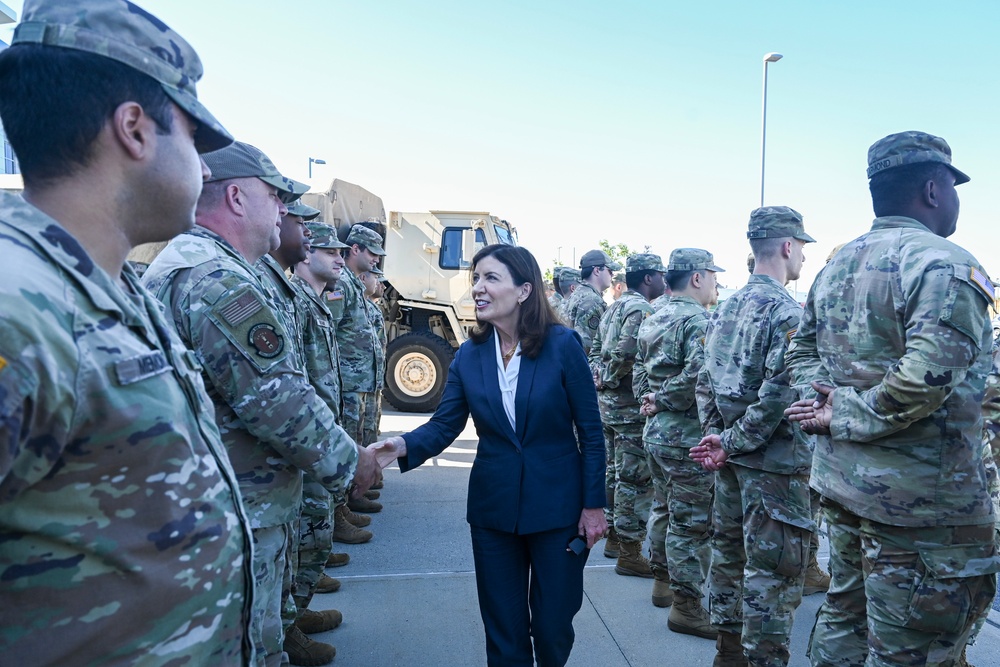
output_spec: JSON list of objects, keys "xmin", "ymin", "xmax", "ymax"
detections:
[{"xmin": 494, "ymin": 331, "xmax": 521, "ymax": 432}]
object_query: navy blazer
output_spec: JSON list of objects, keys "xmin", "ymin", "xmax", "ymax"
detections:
[{"xmin": 399, "ymin": 324, "xmax": 606, "ymax": 534}]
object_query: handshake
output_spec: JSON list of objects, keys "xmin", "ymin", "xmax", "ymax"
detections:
[
  {"xmin": 349, "ymin": 436, "xmax": 407, "ymax": 500},
  {"xmin": 366, "ymin": 436, "xmax": 408, "ymax": 469}
]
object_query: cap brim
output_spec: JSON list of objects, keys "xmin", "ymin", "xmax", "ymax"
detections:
[
  {"xmin": 949, "ymin": 165, "xmax": 971, "ymax": 185},
  {"xmin": 794, "ymin": 232, "xmax": 817, "ymax": 243},
  {"xmin": 260, "ymin": 174, "xmax": 310, "ymax": 204},
  {"xmin": 709, "ymin": 264, "xmax": 726, "ymax": 272},
  {"xmin": 367, "ymin": 245, "xmax": 387, "ymax": 256},
  {"xmin": 162, "ymin": 85, "xmax": 233, "ymax": 153},
  {"xmin": 607, "ymin": 260, "xmax": 623, "ymax": 271}
]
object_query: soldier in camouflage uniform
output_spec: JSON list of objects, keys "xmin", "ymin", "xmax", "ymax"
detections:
[
  {"xmin": 635, "ymin": 249, "xmax": 722, "ymax": 639},
  {"xmin": 549, "ymin": 266, "xmax": 579, "ymax": 315},
  {"xmin": 0, "ymin": 2, "xmax": 255, "ymax": 664},
  {"xmin": 611, "ymin": 271, "xmax": 627, "ymax": 301},
  {"xmin": 335, "ymin": 224, "xmax": 386, "ymax": 517},
  {"xmin": 362, "ymin": 267, "xmax": 389, "ymax": 447},
  {"xmin": 692, "ymin": 207, "xmax": 816, "ymax": 667},
  {"xmin": 589, "ymin": 253, "xmax": 666, "ymax": 576},
  {"xmin": 785, "ymin": 132, "xmax": 1000, "ymax": 667},
  {"xmin": 556, "ymin": 267, "xmax": 583, "ymax": 324},
  {"xmin": 284, "ymin": 219, "xmax": 356, "ymax": 666},
  {"xmin": 143, "ymin": 142, "xmax": 378, "ymax": 667},
  {"xmin": 564, "ymin": 249, "xmax": 622, "ymax": 355}
]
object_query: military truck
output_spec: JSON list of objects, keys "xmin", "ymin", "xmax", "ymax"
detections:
[{"xmin": 302, "ymin": 179, "xmax": 517, "ymax": 412}]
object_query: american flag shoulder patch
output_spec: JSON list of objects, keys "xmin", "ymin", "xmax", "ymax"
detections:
[
  {"xmin": 218, "ymin": 291, "xmax": 263, "ymax": 326},
  {"xmin": 969, "ymin": 266, "xmax": 995, "ymax": 301},
  {"xmin": 326, "ymin": 290, "xmax": 344, "ymax": 302}
]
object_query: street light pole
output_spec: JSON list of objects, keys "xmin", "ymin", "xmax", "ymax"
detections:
[
  {"xmin": 308, "ymin": 157, "xmax": 326, "ymax": 179},
  {"xmin": 760, "ymin": 52, "xmax": 783, "ymax": 208}
]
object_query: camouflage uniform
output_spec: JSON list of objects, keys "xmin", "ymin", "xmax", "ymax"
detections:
[
  {"xmin": 362, "ymin": 286, "xmax": 387, "ymax": 446},
  {"xmin": 786, "ymin": 132, "xmax": 1000, "ymax": 667},
  {"xmin": 636, "ymin": 290, "xmax": 713, "ymax": 599},
  {"xmin": 287, "ymin": 224, "xmax": 349, "ymax": 616},
  {"xmin": 564, "ymin": 282, "xmax": 609, "ymax": 355},
  {"xmin": 697, "ymin": 209, "xmax": 816, "ymax": 667},
  {"xmin": 143, "ymin": 219, "xmax": 359, "ymax": 665},
  {"xmin": 257, "ymin": 253, "xmax": 307, "ymax": 369},
  {"xmin": 0, "ymin": 3, "xmax": 252, "ymax": 664},
  {"xmin": 336, "ymin": 225, "xmax": 385, "ymax": 446},
  {"xmin": 589, "ymin": 255, "xmax": 662, "ymax": 542}
]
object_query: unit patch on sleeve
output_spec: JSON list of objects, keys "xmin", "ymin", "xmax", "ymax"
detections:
[{"xmin": 248, "ymin": 323, "xmax": 284, "ymax": 358}]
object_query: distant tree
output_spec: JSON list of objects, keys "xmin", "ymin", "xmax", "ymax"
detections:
[{"xmin": 598, "ymin": 240, "xmax": 632, "ymax": 267}]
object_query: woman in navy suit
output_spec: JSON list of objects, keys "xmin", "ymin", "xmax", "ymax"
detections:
[{"xmin": 370, "ymin": 244, "xmax": 607, "ymax": 667}]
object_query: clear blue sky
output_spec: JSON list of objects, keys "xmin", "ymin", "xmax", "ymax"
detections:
[{"xmin": 3, "ymin": 1, "xmax": 999, "ymax": 294}]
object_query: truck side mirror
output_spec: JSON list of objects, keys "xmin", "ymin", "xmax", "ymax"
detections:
[{"xmin": 461, "ymin": 228, "xmax": 477, "ymax": 267}]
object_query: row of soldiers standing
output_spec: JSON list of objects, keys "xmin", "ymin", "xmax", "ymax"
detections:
[
  {"xmin": 547, "ymin": 131, "xmax": 1000, "ymax": 667},
  {"xmin": 140, "ymin": 142, "xmax": 392, "ymax": 666}
]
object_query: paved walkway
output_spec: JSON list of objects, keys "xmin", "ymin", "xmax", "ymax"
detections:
[{"xmin": 311, "ymin": 411, "xmax": 1000, "ymax": 666}]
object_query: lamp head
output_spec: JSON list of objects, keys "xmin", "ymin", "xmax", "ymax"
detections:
[{"xmin": 763, "ymin": 52, "xmax": 783, "ymax": 63}]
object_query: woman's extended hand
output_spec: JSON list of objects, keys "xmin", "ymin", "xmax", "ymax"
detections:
[
  {"xmin": 367, "ymin": 436, "xmax": 407, "ymax": 469},
  {"xmin": 577, "ymin": 508, "xmax": 607, "ymax": 549}
]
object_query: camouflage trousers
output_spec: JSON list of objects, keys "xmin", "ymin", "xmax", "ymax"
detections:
[
  {"xmin": 646, "ymin": 444, "xmax": 714, "ymax": 599},
  {"xmin": 341, "ymin": 391, "xmax": 369, "ymax": 445},
  {"xmin": 709, "ymin": 464, "xmax": 812, "ymax": 667},
  {"xmin": 251, "ymin": 523, "xmax": 295, "ymax": 667},
  {"xmin": 362, "ymin": 388, "xmax": 382, "ymax": 446},
  {"xmin": 807, "ymin": 497, "xmax": 999, "ymax": 667},
  {"xmin": 967, "ymin": 528, "xmax": 1000, "ymax": 649},
  {"xmin": 602, "ymin": 421, "xmax": 652, "ymax": 542},
  {"xmin": 293, "ymin": 479, "xmax": 334, "ymax": 615}
]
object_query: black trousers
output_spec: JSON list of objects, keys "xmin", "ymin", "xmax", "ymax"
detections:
[{"xmin": 469, "ymin": 522, "xmax": 590, "ymax": 667}]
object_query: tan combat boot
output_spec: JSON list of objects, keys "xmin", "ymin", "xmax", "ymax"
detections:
[
  {"xmin": 650, "ymin": 565, "xmax": 674, "ymax": 608},
  {"xmin": 363, "ymin": 489, "xmax": 381, "ymax": 500},
  {"xmin": 296, "ymin": 608, "xmax": 343, "ymax": 634},
  {"xmin": 668, "ymin": 593, "xmax": 718, "ymax": 639},
  {"xmin": 347, "ymin": 496, "xmax": 382, "ymax": 514},
  {"xmin": 284, "ymin": 626, "xmax": 335, "ymax": 666},
  {"xmin": 315, "ymin": 574, "xmax": 340, "ymax": 594},
  {"xmin": 713, "ymin": 631, "xmax": 748, "ymax": 667},
  {"xmin": 343, "ymin": 507, "xmax": 372, "ymax": 528},
  {"xmin": 325, "ymin": 552, "xmax": 350, "ymax": 568},
  {"xmin": 332, "ymin": 505, "xmax": 372, "ymax": 544},
  {"xmin": 803, "ymin": 551, "xmax": 831, "ymax": 595},
  {"xmin": 615, "ymin": 539, "xmax": 654, "ymax": 578},
  {"xmin": 603, "ymin": 526, "xmax": 621, "ymax": 559}
]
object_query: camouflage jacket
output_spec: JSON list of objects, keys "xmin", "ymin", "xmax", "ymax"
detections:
[
  {"xmin": 364, "ymin": 297, "xmax": 387, "ymax": 389},
  {"xmin": 697, "ymin": 274, "xmax": 810, "ymax": 475},
  {"xmin": 290, "ymin": 274, "xmax": 343, "ymax": 422},
  {"xmin": 334, "ymin": 269, "xmax": 379, "ymax": 393},
  {"xmin": 548, "ymin": 291, "xmax": 563, "ymax": 312},
  {"xmin": 564, "ymin": 281, "xmax": 608, "ymax": 355},
  {"xmin": 635, "ymin": 295, "xmax": 708, "ymax": 458},
  {"xmin": 142, "ymin": 226, "xmax": 359, "ymax": 528},
  {"xmin": 256, "ymin": 253, "xmax": 306, "ymax": 369},
  {"xmin": 786, "ymin": 216, "xmax": 995, "ymax": 527},
  {"xmin": 0, "ymin": 193, "xmax": 252, "ymax": 665},
  {"xmin": 589, "ymin": 289, "xmax": 652, "ymax": 424},
  {"xmin": 983, "ymin": 342, "xmax": 1000, "ymax": 524}
]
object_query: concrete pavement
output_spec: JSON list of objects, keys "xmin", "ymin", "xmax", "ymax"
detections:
[{"xmin": 310, "ymin": 410, "xmax": 1000, "ymax": 666}]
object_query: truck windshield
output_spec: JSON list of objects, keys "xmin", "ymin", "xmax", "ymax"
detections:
[
  {"xmin": 440, "ymin": 227, "xmax": 486, "ymax": 269},
  {"xmin": 494, "ymin": 224, "xmax": 514, "ymax": 246}
]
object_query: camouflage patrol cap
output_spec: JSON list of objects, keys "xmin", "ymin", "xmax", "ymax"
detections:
[
  {"xmin": 612, "ymin": 271, "xmax": 626, "ymax": 284},
  {"xmin": 580, "ymin": 249, "xmax": 623, "ymax": 271},
  {"xmin": 202, "ymin": 141, "xmax": 308, "ymax": 204},
  {"xmin": 867, "ymin": 131, "xmax": 969, "ymax": 184},
  {"xmin": 747, "ymin": 206, "xmax": 815, "ymax": 243},
  {"xmin": 13, "ymin": 0, "xmax": 232, "ymax": 153},
  {"xmin": 306, "ymin": 223, "xmax": 348, "ymax": 249},
  {"xmin": 368, "ymin": 266, "xmax": 384, "ymax": 276},
  {"xmin": 346, "ymin": 224, "xmax": 386, "ymax": 256},
  {"xmin": 667, "ymin": 248, "xmax": 725, "ymax": 272},
  {"xmin": 626, "ymin": 253, "xmax": 666, "ymax": 273},
  {"xmin": 286, "ymin": 199, "xmax": 321, "ymax": 221}
]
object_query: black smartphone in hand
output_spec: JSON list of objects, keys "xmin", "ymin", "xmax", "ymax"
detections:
[{"xmin": 567, "ymin": 535, "xmax": 588, "ymax": 555}]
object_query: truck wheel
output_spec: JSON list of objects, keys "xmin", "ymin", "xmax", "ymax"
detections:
[{"xmin": 384, "ymin": 332, "xmax": 455, "ymax": 413}]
